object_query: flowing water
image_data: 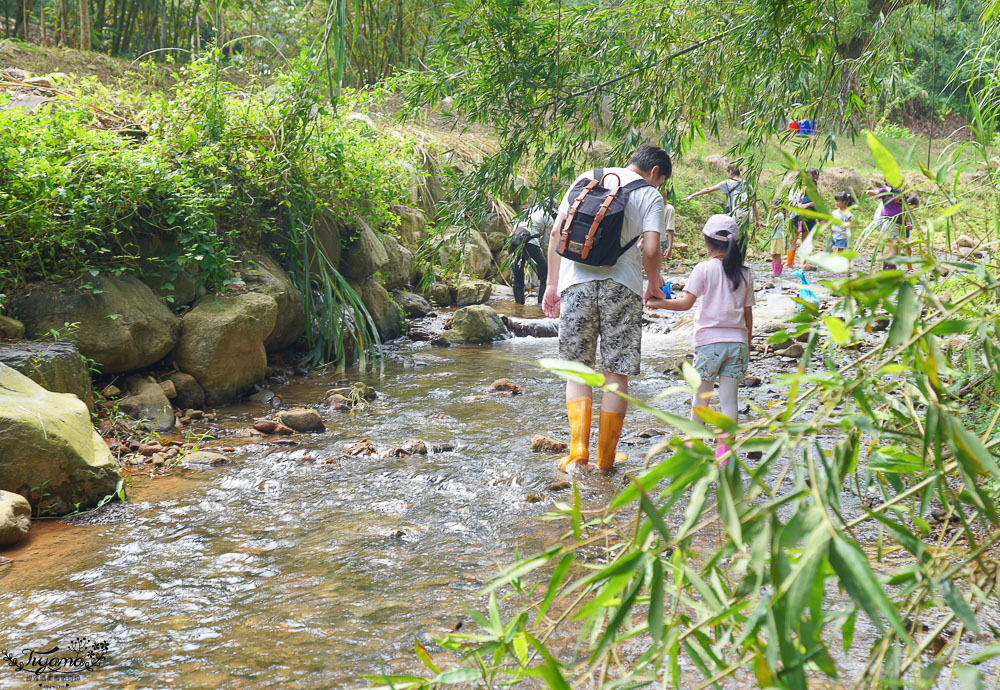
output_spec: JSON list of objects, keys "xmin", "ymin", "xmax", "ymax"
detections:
[{"xmin": 6, "ymin": 276, "xmax": 984, "ymax": 688}]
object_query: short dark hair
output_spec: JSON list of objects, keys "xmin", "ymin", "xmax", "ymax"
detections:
[
  {"xmin": 806, "ymin": 167, "xmax": 820, "ymax": 180},
  {"xmin": 628, "ymin": 144, "xmax": 672, "ymax": 179},
  {"xmin": 906, "ymin": 194, "xmax": 920, "ymax": 206},
  {"xmin": 726, "ymin": 163, "xmax": 741, "ymax": 177},
  {"xmin": 834, "ymin": 191, "xmax": 853, "ymax": 205}
]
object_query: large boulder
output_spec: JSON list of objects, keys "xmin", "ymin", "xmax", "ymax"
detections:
[
  {"xmin": 0, "ymin": 342, "xmax": 94, "ymax": 411},
  {"xmin": 440, "ymin": 305, "xmax": 508, "ymax": 344},
  {"xmin": 354, "ymin": 277, "xmax": 402, "ymax": 341},
  {"xmin": 341, "ymin": 217, "xmax": 389, "ymax": 281},
  {"xmin": 456, "ymin": 279, "xmax": 492, "ymax": 307},
  {"xmin": 392, "ymin": 205, "xmax": 429, "ymax": 251},
  {"xmin": 394, "ymin": 291, "xmax": 431, "ymax": 319},
  {"xmin": 0, "ymin": 489, "xmax": 31, "ymax": 547},
  {"xmin": 0, "ymin": 364, "xmax": 120, "ymax": 516},
  {"xmin": 440, "ymin": 228, "xmax": 494, "ymax": 278},
  {"xmin": 172, "ymin": 293, "xmax": 278, "ymax": 405},
  {"xmin": 165, "ymin": 371, "xmax": 205, "ymax": 410},
  {"xmin": 9, "ymin": 275, "xmax": 181, "ymax": 374},
  {"xmin": 241, "ymin": 253, "xmax": 307, "ymax": 352},
  {"xmin": 0, "ymin": 315, "xmax": 25, "ymax": 340},
  {"xmin": 117, "ymin": 376, "xmax": 175, "ymax": 431},
  {"xmin": 310, "ymin": 211, "xmax": 342, "ymax": 271},
  {"xmin": 381, "ymin": 235, "xmax": 415, "ymax": 290}
]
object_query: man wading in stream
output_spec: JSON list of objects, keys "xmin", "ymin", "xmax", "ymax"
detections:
[{"xmin": 542, "ymin": 144, "xmax": 670, "ymax": 473}]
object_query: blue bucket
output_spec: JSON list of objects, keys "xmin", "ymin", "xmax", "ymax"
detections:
[{"xmin": 799, "ymin": 120, "xmax": 815, "ymax": 136}]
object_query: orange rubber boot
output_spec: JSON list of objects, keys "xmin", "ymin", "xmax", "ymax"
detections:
[
  {"xmin": 559, "ymin": 397, "xmax": 592, "ymax": 472},
  {"xmin": 784, "ymin": 249, "xmax": 796, "ymax": 267},
  {"xmin": 595, "ymin": 411, "xmax": 627, "ymax": 472}
]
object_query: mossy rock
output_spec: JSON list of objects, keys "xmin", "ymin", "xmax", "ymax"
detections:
[
  {"xmin": 341, "ymin": 217, "xmax": 389, "ymax": 281},
  {"xmin": 440, "ymin": 305, "xmax": 508, "ymax": 344},
  {"xmin": 172, "ymin": 293, "xmax": 278, "ymax": 405},
  {"xmin": 0, "ymin": 341, "xmax": 93, "ymax": 411},
  {"xmin": 0, "ymin": 363, "xmax": 120, "ymax": 516},
  {"xmin": 241, "ymin": 253, "xmax": 307, "ymax": 352},
  {"xmin": 9, "ymin": 275, "xmax": 181, "ymax": 374}
]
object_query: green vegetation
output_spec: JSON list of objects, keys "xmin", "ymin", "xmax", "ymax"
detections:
[{"xmin": 1, "ymin": 53, "xmax": 415, "ymax": 363}]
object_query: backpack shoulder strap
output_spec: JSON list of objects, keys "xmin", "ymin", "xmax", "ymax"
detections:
[{"xmin": 622, "ymin": 178, "xmax": 652, "ymax": 192}]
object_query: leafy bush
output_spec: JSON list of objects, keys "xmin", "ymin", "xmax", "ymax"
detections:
[{"xmin": 0, "ymin": 55, "xmax": 416, "ymax": 364}]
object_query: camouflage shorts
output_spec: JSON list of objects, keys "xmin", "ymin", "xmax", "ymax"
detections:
[{"xmin": 559, "ymin": 279, "xmax": 642, "ymax": 376}]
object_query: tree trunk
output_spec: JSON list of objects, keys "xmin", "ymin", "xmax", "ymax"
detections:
[
  {"xmin": 59, "ymin": 0, "xmax": 68, "ymax": 45},
  {"xmin": 158, "ymin": 0, "xmax": 166, "ymax": 60},
  {"xmin": 15, "ymin": 0, "xmax": 35, "ymax": 40},
  {"xmin": 79, "ymin": 0, "xmax": 90, "ymax": 50}
]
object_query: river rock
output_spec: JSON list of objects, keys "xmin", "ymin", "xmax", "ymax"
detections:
[
  {"xmin": 392, "ymin": 204, "xmax": 429, "ymax": 252},
  {"xmin": 276, "ymin": 408, "xmax": 325, "ymax": 432},
  {"xmin": 402, "ymin": 439, "xmax": 428, "ymax": 455},
  {"xmin": 381, "ymin": 236, "xmax": 415, "ymax": 290},
  {"xmin": 242, "ymin": 254, "xmax": 307, "ymax": 352},
  {"xmin": 440, "ymin": 228, "xmax": 493, "ymax": 278},
  {"xmin": 0, "ymin": 363, "xmax": 120, "ymax": 516},
  {"xmin": 165, "ymin": 372, "xmax": 205, "ymax": 410},
  {"xmin": 253, "ymin": 419, "xmax": 294, "ymax": 435},
  {"xmin": 502, "ymin": 316, "xmax": 558, "ymax": 338},
  {"xmin": 158, "ymin": 379, "xmax": 177, "ymax": 399},
  {"xmin": 341, "ymin": 217, "xmax": 389, "ymax": 280},
  {"xmin": 182, "ymin": 451, "xmax": 230, "ymax": 466},
  {"xmin": 957, "ymin": 234, "xmax": 977, "ymax": 249},
  {"xmin": 310, "ymin": 210, "xmax": 342, "ymax": 271},
  {"xmin": 118, "ymin": 377, "xmax": 176, "ymax": 431},
  {"xmin": 440, "ymin": 305, "xmax": 508, "ymax": 344},
  {"xmin": 0, "ymin": 315, "xmax": 25, "ymax": 340},
  {"xmin": 958, "ymin": 245, "xmax": 976, "ymax": 259},
  {"xmin": 429, "ymin": 282, "xmax": 452, "ymax": 307},
  {"xmin": 531, "ymin": 435, "xmax": 567, "ymax": 452},
  {"xmin": 456, "ymin": 279, "xmax": 492, "ymax": 306},
  {"xmin": 8, "ymin": 275, "xmax": 181, "ymax": 374},
  {"xmin": 355, "ymin": 277, "xmax": 403, "ymax": 341},
  {"xmin": 780, "ymin": 343, "xmax": 805, "ymax": 358},
  {"xmin": 0, "ymin": 490, "xmax": 31, "ymax": 547},
  {"xmin": 0, "ymin": 341, "xmax": 94, "ymax": 411},
  {"xmin": 394, "ymin": 291, "xmax": 431, "ymax": 319},
  {"xmin": 490, "ymin": 378, "xmax": 523, "ymax": 395},
  {"xmin": 486, "ymin": 231, "xmax": 507, "ymax": 252},
  {"xmin": 172, "ymin": 293, "xmax": 278, "ymax": 405}
]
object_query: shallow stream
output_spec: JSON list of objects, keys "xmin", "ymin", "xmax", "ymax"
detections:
[{"xmin": 5, "ymin": 272, "xmax": 983, "ymax": 688}]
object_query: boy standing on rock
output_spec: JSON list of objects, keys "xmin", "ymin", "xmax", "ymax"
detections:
[{"xmin": 542, "ymin": 144, "xmax": 670, "ymax": 473}]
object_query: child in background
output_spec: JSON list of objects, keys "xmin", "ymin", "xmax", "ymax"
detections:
[
  {"xmin": 646, "ymin": 214, "xmax": 754, "ymax": 467},
  {"xmin": 768, "ymin": 197, "xmax": 786, "ymax": 277},
  {"xmin": 830, "ymin": 191, "xmax": 852, "ymax": 254}
]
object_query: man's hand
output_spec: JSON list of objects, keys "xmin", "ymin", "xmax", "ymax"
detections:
[
  {"xmin": 662, "ymin": 248, "xmax": 672, "ymax": 260},
  {"xmin": 682, "ymin": 194, "xmax": 694, "ymax": 203},
  {"xmin": 542, "ymin": 285, "xmax": 560, "ymax": 318},
  {"xmin": 643, "ymin": 280, "xmax": 663, "ymax": 307}
]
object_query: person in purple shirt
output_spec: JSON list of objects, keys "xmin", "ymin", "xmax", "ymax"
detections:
[{"xmin": 865, "ymin": 182, "xmax": 906, "ymax": 270}]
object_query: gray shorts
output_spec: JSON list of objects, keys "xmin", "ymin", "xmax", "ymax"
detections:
[
  {"xmin": 694, "ymin": 342, "xmax": 749, "ymax": 380},
  {"xmin": 559, "ymin": 279, "xmax": 642, "ymax": 376}
]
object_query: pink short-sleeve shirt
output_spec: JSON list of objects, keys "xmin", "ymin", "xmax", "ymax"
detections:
[{"xmin": 683, "ymin": 258, "xmax": 755, "ymax": 347}]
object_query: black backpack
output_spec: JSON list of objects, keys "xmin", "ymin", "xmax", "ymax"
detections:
[{"xmin": 555, "ymin": 169, "xmax": 651, "ymax": 266}]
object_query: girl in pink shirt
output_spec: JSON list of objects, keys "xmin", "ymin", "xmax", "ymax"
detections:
[{"xmin": 646, "ymin": 214, "xmax": 755, "ymax": 466}]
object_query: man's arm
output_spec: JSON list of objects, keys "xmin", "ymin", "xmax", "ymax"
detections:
[
  {"xmin": 683, "ymin": 184, "xmax": 721, "ymax": 202},
  {"xmin": 541, "ymin": 212, "xmax": 566, "ymax": 318},
  {"xmin": 642, "ymin": 230, "xmax": 663, "ymax": 305}
]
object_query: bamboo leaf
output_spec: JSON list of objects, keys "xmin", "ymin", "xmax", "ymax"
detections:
[
  {"xmin": 865, "ymin": 131, "xmax": 902, "ymax": 187},
  {"xmin": 414, "ymin": 639, "xmax": 440, "ymax": 674},
  {"xmin": 823, "ymin": 316, "xmax": 850, "ymax": 345},
  {"xmin": 649, "ymin": 558, "xmax": 665, "ymax": 643},
  {"xmin": 828, "ymin": 537, "xmax": 908, "ymax": 639},
  {"xmin": 535, "ymin": 553, "xmax": 574, "ymax": 625},
  {"xmin": 431, "ymin": 667, "xmax": 482, "ymax": 684},
  {"xmin": 940, "ymin": 578, "xmax": 980, "ymax": 635},
  {"xmin": 887, "ymin": 282, "xmax": 917, "ymax": 348}
]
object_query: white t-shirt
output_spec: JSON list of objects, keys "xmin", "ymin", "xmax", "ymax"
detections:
[
  {"xmin": 518, "ymin": 204, "xmax": 554, "ymax": 248},
  {"xmin": 557, "ymin": 168, "xmax": 664, "ymax": 297},
  {"xmin": 832, "ymin": 208, "xmax": 852, "ymax": 240},
  {"xmin": 664, "ymin": 203, "xmax": 676, "ymax": 232}
]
